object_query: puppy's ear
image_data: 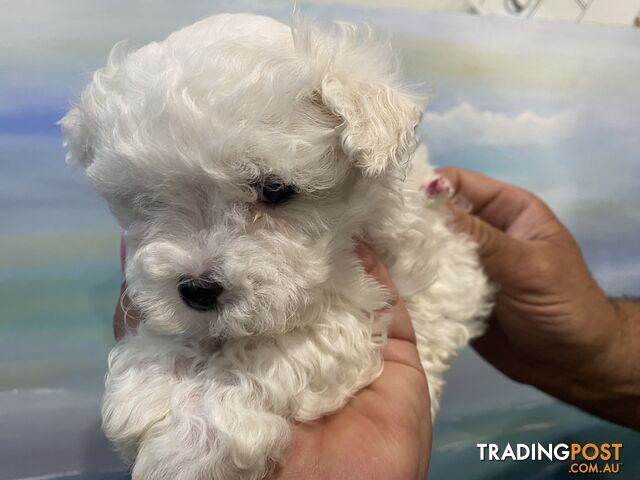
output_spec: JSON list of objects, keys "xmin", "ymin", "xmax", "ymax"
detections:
[
  {"xmin": 59, "ymin": 106, "xmax": 94, "ymax": 168},
  {"xmin": 296, "ymin": 20, "xmax": 424, "ymax": 177},
  {"xmin": 319, "ymin": 73, "xmax": 422, "ymax": 177},
  {"xmin": 59, "ymin": 42, "xmax": 129, "ymax": 169}
]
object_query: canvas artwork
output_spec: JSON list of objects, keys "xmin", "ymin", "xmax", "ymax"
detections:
[{"xmin": 1, "ymin": 1, "xmax": 638, "ymax": 479}]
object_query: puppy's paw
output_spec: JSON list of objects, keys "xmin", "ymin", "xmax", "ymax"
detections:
[{"xmin": 131, "ymin": 405, "xmax": 290, "ymax": 480}]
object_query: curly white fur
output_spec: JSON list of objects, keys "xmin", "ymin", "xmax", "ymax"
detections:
[{"xmin": 61, "ymin": 13, "xmax": 492, "ymax": 480}]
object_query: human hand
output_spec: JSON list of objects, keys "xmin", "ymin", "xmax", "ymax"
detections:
[
  {"xmin": 113, "ymin": 245, "xmax": 432, "ymax": 479},
  {"xmin": 439, "ymin": 167, "xmax": 640, "ymax": 428}
]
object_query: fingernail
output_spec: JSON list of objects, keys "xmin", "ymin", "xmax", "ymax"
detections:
[
  {"xmin": 424, "ymin": 175, "xmax": 453, "ymax": 197},
  {"xmin": 355, "ymin": 243, "xmax": 377, "ymax": 273}
]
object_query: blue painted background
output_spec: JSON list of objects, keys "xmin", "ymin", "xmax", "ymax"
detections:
[{"xmin": 1, "ymin": 1, "xmax": 638, "ymax": 478}]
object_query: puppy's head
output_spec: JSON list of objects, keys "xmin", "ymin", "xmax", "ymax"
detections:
[{"xmin": 61, "ymin": 14, "xmax": 422, "ymax": 339}]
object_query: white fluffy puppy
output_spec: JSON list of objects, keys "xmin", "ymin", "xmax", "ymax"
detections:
[{"xmin": 62, "ymin": 13, "xmax": 492, "ymax": 480}]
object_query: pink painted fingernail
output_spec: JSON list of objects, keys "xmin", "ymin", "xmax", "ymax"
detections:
[{"xmin": 424, "ymin": 175, "xmax": 453, "ymax": 197}]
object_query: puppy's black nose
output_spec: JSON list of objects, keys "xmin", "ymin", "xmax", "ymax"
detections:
[{"xmin": 178, "ymin": 277, "xmax": 223, "ymax": 312}]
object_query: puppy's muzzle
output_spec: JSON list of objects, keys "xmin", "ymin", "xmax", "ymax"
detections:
[{"xmin": 178, "ymin": 276, "xmax": 224, "ymax": 312}]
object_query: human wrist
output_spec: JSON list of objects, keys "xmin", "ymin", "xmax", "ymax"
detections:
[
  {"xmin": 608, "ymin": 300, "xmax": 640, "ymax": 394},
  {"xmin": 541, "ymin": 299, "xmax": 640, "ymax": 428},
  {"xmin": 600, "ymin": 300, "xmax": 640, "ymax": 394}
]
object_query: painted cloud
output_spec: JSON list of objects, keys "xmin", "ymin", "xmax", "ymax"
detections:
[{"xmin": 424, "ymin": 103, "xmax": 576, "ymax": 149}]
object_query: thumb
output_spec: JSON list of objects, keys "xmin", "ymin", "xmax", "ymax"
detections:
[{"xmin": 449, "ymin": 206, "xmax": 524, "ymax": 280}]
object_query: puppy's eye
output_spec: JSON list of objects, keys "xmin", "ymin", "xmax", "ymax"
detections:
[{"xmin": 256, "ymin": 180, "xmax": 297, "ymax": 205}]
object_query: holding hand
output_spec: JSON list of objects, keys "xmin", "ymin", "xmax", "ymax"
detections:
[{"xmin": 439, "ymin": 168, "xmax": 640, "ymax": 429}]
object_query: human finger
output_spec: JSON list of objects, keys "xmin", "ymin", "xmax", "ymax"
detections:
[
  {"xmin": 437, "ymin": 167, "xmax": 546, "ymax": 232},
  {"xmin": 447, "ymin": 206, "xmax": 528, "ymax": 282},
  {"xmin": 355, "ymin": 243, "xmax": 416, "ymax": 345}
]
